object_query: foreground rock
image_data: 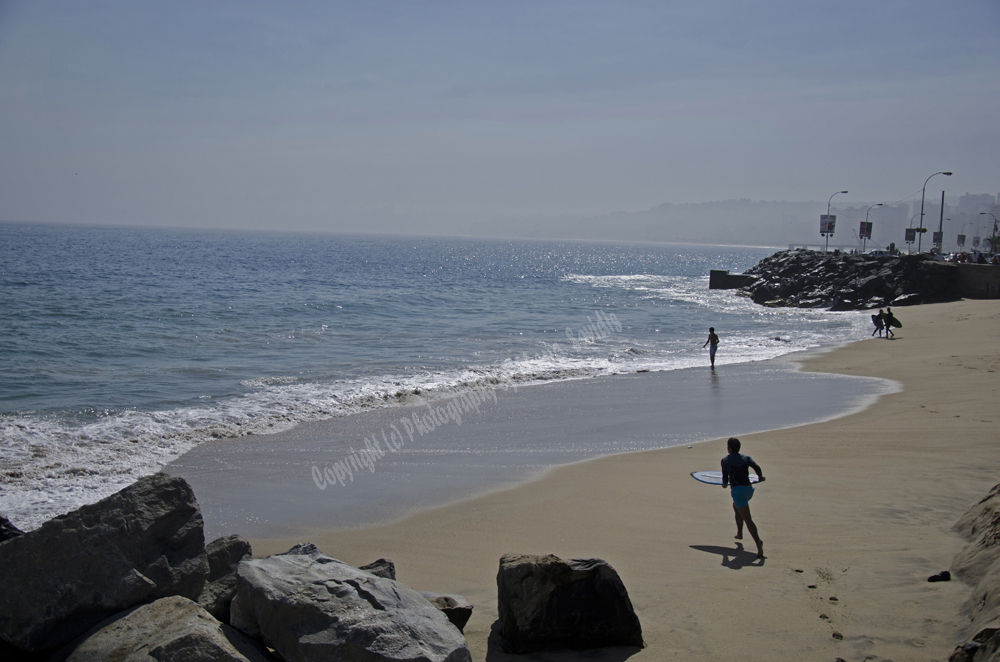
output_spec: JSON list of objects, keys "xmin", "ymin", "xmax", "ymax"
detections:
[
  {"xmin": 360, "ymin": 557, "xmax": 396, "ymax": 580},
  {"xmin": 198, "ymin": 534, "xmax": 253, "ymax": 622},
  {"xmin": 419, "ymin": 591, "xmax": 474, "ymax": 632},
  {"xmin": 0, "ymin": 515, "xmax": 23, "ymax": 542},
  {"xmin": 950, "ymin": 482, "xmax": 1000, "ymax": 660},
  {"xmin": 953, "ymin": 483, "xmax": 1000, "ymax": 585},
  {"xmin": 496, "ymin": 553, "xmax": 643, "ymax": 653},
  {"xmin": 0, "ymin": 473, "xmax": 208, "ymax": 653},
  {"xmin": 231, "ymin": 543, "xmax": 471, "ymax": 662},
  {"xmin": 737, "ymin": 249, "xmax": 960, "ymax": 310},
  {"xmin": 59, "ymin": 596, "xmax": 276, "ymax": 662}
]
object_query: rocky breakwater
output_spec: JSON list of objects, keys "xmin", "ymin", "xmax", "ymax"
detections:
[{"xmin": 737, "ymin": 249, "xmax": 960, "ymax": 311}]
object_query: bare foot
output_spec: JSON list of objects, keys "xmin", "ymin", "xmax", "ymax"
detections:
[
  {"xmin": 734, "ymin": 534, "xmax": 743, "ymax": 540},
  {"xmin": 756, "ymin": 540, "xmax": 765, "ymax": 558}
]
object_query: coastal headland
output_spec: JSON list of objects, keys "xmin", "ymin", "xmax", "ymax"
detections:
[{"xmin": 250, "ymin": 299, "xmax": 1000, "ymax": 661}]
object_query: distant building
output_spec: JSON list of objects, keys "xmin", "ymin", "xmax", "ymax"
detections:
[{"xmin": 959, "ymin": 193, "xmax": 996, "ymax": 215}]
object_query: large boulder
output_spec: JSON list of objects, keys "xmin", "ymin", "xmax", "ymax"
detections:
[
  {"xmin": 0, "ymin": 473, "xmax": 209, "ymax": 653},
  {"xmin": 953, "ymin": 483, "xmax": 1000, "ymax": 584},
  {"xmin": 230, "ymin": 543, "xmax": 471, "ymax": 662},
  {"xmin": 198, "ymin": 534, "xmax": 253, "ymax": 623},
  {"xmin": 953, "ymin": 484, "xmax": 1000, "ymax": 639},
  {"xmin": 496, "ymin": 553, "xmax": 644, "ymax": 653},
  {"xmin": 60, "ymin": 596, "xmax": 276, "ymax": 662}
]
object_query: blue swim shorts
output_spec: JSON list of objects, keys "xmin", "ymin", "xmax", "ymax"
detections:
[{"xmin": 731, "ymin": 485, "xmax": 754, "ymax": 509}]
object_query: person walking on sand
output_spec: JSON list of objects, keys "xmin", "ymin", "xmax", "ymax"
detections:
[
  {"xmin": 703, "ymin": 327, "xmax": 719, "ymax": 368},
  {"xmin": 884, "ymin": 307, "xmax": 896, "ymax": 338},
  {"xmin": 721, "ymin": 437, "xmax": 765, "ymax": 558},
  {"xmin": 871, "ymin": 309, "xmax": 885, "ymax": 337}
]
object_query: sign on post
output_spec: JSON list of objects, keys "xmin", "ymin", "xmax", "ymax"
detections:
[
  {"xmin": 859, "ymin": 221, "xmax": 872, "ymax": 239},
  {"xmin": 957, "ymin": 234, "xmax": 966, "ymax": 247},
  {"xmin": 820, "ymin": 215, "xmax": 836, "ymax": 235},
  {"xmin": 932, "ymin": 231, "xmax": 943, "ymax": 245},
  {"xmin": 904, "ymin": 228, "xmax": 916, "ymax": 243}
]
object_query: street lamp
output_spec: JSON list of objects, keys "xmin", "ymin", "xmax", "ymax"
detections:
[
  {"xmin": 823, "ymin": 190, "xmax": 848, "ymax": 252},
  {"xmin": 863, "ymin": 203, "xmax": 882, "ymax": 252},
  {"xmin": 918, "ymin": 171, "xmax": 952, "ymax": 253},
  {"xmin": 981, "ymin": 212, "xmax": 998, "ymax": 254}
]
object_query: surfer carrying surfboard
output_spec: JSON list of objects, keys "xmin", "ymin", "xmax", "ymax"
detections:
[
  {"xmin": 721, "ymin": 437, "xmax": 765, "ymax": 559},
  {"xmin": 883, "ymin": 307, "xmax": 899, "ymax": 338}
]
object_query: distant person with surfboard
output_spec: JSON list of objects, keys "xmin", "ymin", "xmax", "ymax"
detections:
[
  {"xmin": 871, "ymin": 309, "xmax": 885, "ymax": 337},
  {"xmin": 883, "ymin": 307, "xmax": 900, "ymax": 338},
  {"xmin": 721, "ymin": 437, "xmax": 765, "ymax": 559},
  {"xmin": 703, "ymin": 327, "xmax": 719, "ymax": 368}
]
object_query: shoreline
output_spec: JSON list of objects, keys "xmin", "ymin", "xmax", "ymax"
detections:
[
  {"xmin": 167, "ymin": 350, "xmax": 890, "ymax": 541},
  {"xmin": 246, "ymin": 299, "xmax": 1000, "ymax": 661}
]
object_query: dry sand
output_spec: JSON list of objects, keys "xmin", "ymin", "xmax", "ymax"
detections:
[{"xmin": 251, "ymin": 299, "xmax": 1000, "ymax": 662}]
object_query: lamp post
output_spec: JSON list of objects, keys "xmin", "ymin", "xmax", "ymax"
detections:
[
  {"xmin": 982, "ymin": 212, "xmax": 998, "ymax": 254},
  {"xmin": 863, "ymin": 203, "xmax": 882, "ymax": 252},
  {"xmin": 823, "ymin": 190, "xmax": 848, "ymax": 252},
  {"xmin": 918, "ymin": 171, "xmax": 952, "ymax": 253}
]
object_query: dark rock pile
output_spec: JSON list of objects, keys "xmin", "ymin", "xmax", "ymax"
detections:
[
  {"xmin": 0, "ymin": 474, "xmax": 473, "ymax": 662},
  {"xmin": 737, "ymin": 249, "xmax": 960, "ymax": 311}
]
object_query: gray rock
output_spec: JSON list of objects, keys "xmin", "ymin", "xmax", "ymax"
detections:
[
  {"xmin": 419, "ymin": 591, "xmax": 473, "ymax": 632},
  {"xmin": 497, "ymin": 553, "xmax": 644, "ymax": 653},
  {"xmin": 230, "ymin": 543, "xmax": 471, "ymax": 662},
  {"xmin": 953, "ymin": 483, "xmax": 1000, "ymax": 584},
  {"xmin": 0, "ymin": 515, "xmax": 23, "ymax": 542},
  {"xmin": 198, "ymin": 535, "xmax": 253, "ymax": 623},
  {"xmin": 948, "ymin": 624, "xmax": 1000, "ymax": 662},
  {"xmin": 0, "ymin": 473, "xmax": 209, "ymax": 653},
  {"xmin": 359, "ymin": 557, "xmax": 396, "ymax": 580},
  {"xmin": 61, "ymin": 596, "xmax": 276, "ymax": 662}
]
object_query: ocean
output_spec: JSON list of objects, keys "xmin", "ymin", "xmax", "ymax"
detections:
[{"xmin": 1, "ymin": 222, "xmax": 880, "ymax": 532}]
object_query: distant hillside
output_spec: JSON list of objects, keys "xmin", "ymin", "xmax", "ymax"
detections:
[{"xmin": 468, "ymin": 200, "xmax": 856, "ymax": 247}]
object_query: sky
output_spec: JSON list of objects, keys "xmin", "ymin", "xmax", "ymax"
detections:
[{"xmin": 0, "ymin": 1, "xmax": 998, "ymax": 235}]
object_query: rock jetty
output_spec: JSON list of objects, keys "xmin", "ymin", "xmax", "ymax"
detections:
[{"xmin": 736, "ymin": 249, "xmax": 960, "ymax": 310}]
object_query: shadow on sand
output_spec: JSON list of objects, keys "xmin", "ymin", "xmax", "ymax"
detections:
[
  {"xmin": 689, "ymin": 542, "xmax": 765, "ymax": 569},
  {"xmin": 484, "ymin": 620, "xmax": 642, "ymax": 662}
]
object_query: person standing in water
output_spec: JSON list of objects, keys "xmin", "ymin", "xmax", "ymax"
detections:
[
  {"xmin": 703, "ymin": 327, "xmax": 719, "ymax": 368},
  {"xmin": 721, "ymin": 437, "xmax": 765, "ymax": 558}
]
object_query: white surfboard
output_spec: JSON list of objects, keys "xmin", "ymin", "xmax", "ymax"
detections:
[{"xmin": 691, "ymin": 470, "xmax": 761, "ymax": 485}]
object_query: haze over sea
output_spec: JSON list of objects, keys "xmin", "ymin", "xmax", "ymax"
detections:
[{"xmin": 1, "ymin": 222, "xmax": 887, "ymax": 532}]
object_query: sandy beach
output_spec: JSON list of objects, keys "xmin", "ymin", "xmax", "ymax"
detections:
[{"xmin": 245, "ymin": 299, "xmax": 999, "ymax": 662}]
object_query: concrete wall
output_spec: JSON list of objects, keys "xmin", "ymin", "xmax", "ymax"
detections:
[
  {"xmin": 708, "ymin": 270, "xmax": 757, "ymax": 290},
  {"xmin": 956, "ymin": 264, "xmax": 1000, "ymax": 299}
]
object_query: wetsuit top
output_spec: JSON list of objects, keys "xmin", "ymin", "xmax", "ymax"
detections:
[{"xmin": 721, "ymin": 452, "xmax": 761, "ymax": 487}]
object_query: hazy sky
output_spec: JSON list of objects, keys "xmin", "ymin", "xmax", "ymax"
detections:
[{"xmin": 1, "ymin": 1, "xmax": 997, "ymax": 234}]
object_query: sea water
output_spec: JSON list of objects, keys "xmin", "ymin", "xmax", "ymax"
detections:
[{"xmin": 0, "ymin": 222, "xmax": 875, "ymax": 529}]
